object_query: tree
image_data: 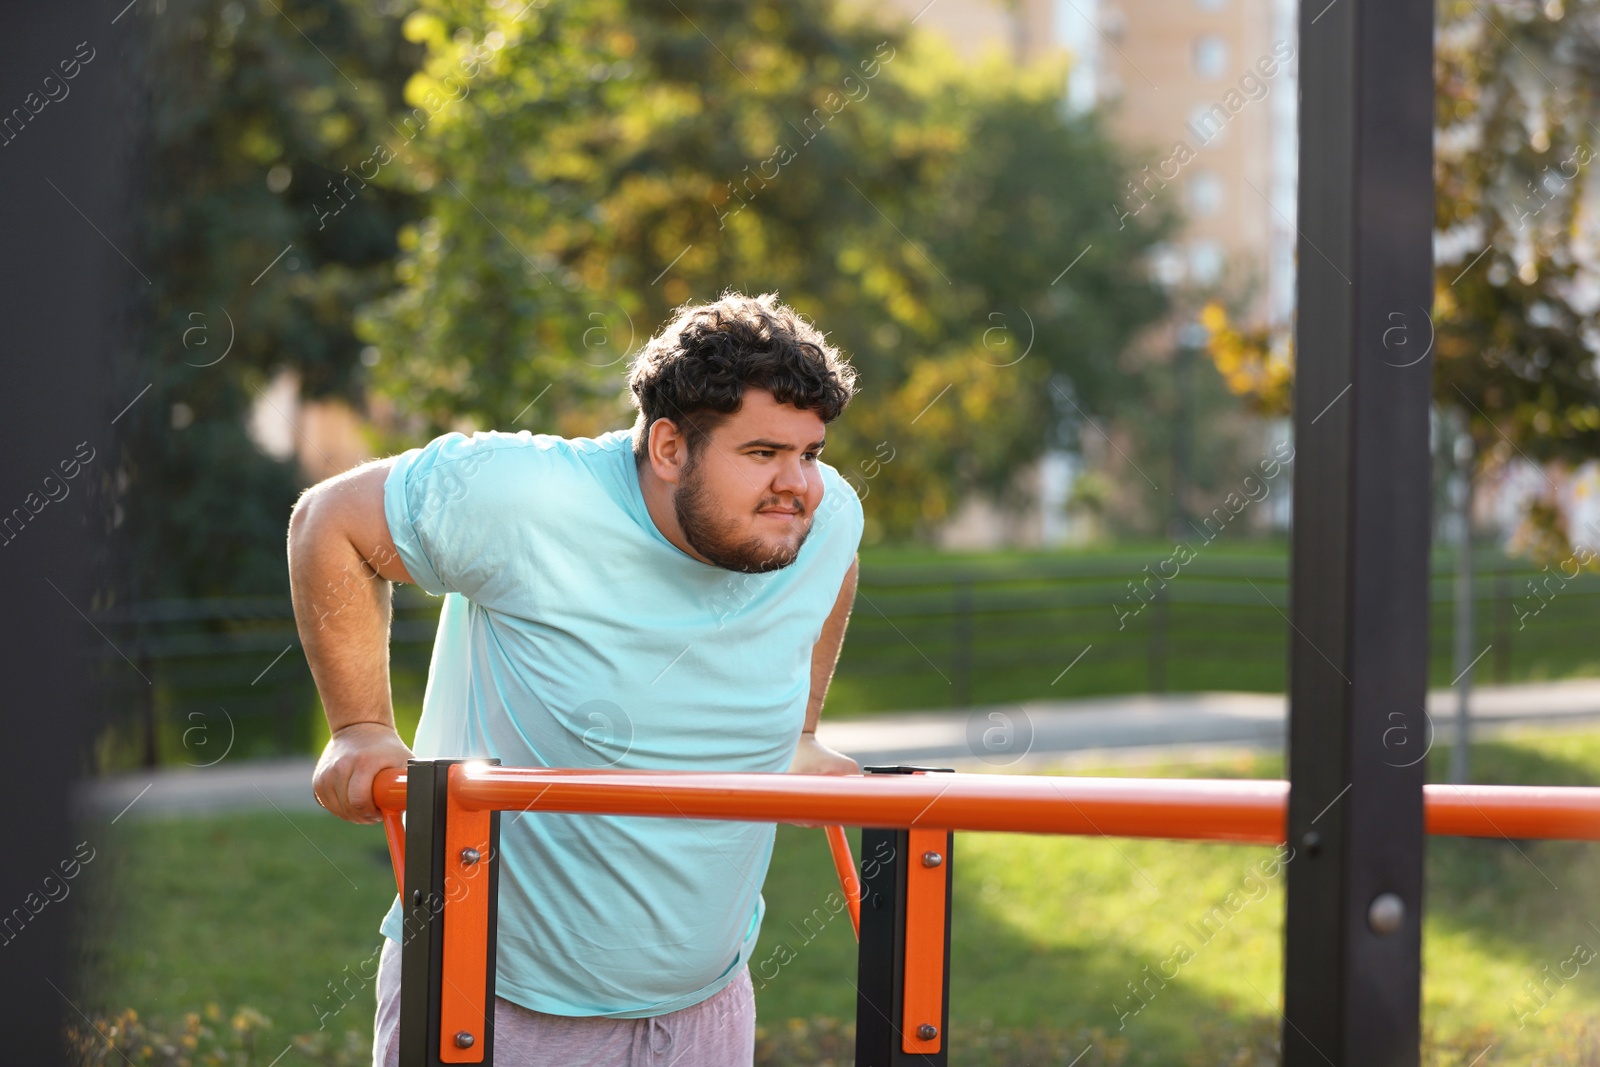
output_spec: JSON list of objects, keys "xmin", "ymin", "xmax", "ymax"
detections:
[
  {"xmin": 110, "ymin": 0, "xmax": 420, "ymax": 602},
  {"xmin": 1433, "ymin": 0, "xmax": 1600, "ymax": 511},
  {"xmin": 357, "ymin": 0, "xmax": 1174, "ymax": 540},
  {"xmin": 1198, "ymin": 0, "xmax": 1600, "ymax": 780},
  {"xmin": 1199, "ymin": 0, "xmax": 1600, "ymax": 541},
  {"xmin": 99, "ymin": 0, "xmax": 422, "ymax": 764}
]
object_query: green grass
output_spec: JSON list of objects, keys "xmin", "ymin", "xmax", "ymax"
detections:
[
  {"xmin": 74, "ymin": 808, "xmax": 399, "ymax": 1056},
  {"xmin": 77, "ymin": 730, "xmax": 1600, "ymax": 1064},
  {"xmin": 752, "ymin": 736, "xmax": 1600, "ymax": 1062}
]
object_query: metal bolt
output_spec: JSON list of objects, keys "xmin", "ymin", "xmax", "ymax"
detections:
[
  {"xmin": 1301, "ymin": 831, "xmax": 1322, "ymax": 857},
  {"xmin": 921, "ymin": 851, "xmax": 943, "ymax": 868},
  {"xmin": 917, "ymin": 1024, "xmax": 938, "ymax": 1041},
  {"xmin": 460, "ymin": 847, "xmax": 481, "ymax": 866},
  {"xmin": 411, "ymin": 890, "xmax": 422, "ymax": 907},
  {"xmin": 453, "ymin": 1032, "xmax": 475, "ymax": 1049},
  {"xmin": 1368, "ymin": 892, "xmax": 1405, "ymax": 936}
]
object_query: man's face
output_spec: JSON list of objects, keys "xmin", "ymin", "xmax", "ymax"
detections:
[{"xmin": 672, "ymin": 388, "xmax": 827, "ymax": 573}]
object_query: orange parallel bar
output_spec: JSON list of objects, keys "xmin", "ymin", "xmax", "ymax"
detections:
[
  {"xmin": 372, "ymin": 767, "xmax": 1600, "ymax": 843},
  {"xmin": 1424, "ymin": 782, "xmax": 1600, "ymax": 840},
  {"xmin": 381, "ymin": 808, "xmax": 406, "ymax": 897},
  {"xmin": 375, "ymin": 768, "xmax": 1287, "ymax": 843},
  {"xmin": 823, "ymin": 825, "xmax": 861, "ymax": 941}
]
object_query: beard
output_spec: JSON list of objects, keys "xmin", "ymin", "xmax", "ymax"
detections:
[{"xmin": 673, "ymin": 450, "xmax": 813, "ymax": 573}]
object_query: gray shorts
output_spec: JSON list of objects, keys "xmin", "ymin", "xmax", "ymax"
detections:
[{"xmin": 371, "ymin": 937, "xmax": 756, "ymax": 1067}]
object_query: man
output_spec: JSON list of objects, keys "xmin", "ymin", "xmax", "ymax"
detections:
[{"xmin": 286, "ymin": 291, "xmax": 864, "ymax": 1067}]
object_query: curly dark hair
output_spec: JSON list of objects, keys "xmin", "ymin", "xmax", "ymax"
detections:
[{"xmin": 626, "ymin": 291, "xmax": 858, "ymax": 462}]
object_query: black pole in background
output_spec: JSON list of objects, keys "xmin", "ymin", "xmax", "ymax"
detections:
[
  {"xmin": 0, "ymin": 5, "xmax": 132, "ymax": 1064},
  {"xmin": 1282, "ymin": 0, "xmax": 1435, "ymax": 1061}
]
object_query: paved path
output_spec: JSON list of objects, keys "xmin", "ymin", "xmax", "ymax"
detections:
[
  {"xmin": 820, "ymin": 677, "xmax": 1600, "ymax": 769},
  {"xmin": 79, "ymin": 678, "xmax": 1600, "ymax": 820}
]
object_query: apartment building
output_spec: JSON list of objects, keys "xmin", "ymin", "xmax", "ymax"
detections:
[{"xmin": 885, "ymin": 0, "xmax": 1296, "ymax": 329}]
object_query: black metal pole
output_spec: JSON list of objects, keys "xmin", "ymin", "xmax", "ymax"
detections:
[
  {"xmin": 0, "ymin": 5, "xmax": 128, "ymax": 1063},
  {"xmin": 1282, "ymin": 0, "xmax": 1434, "ymax": 1060},
  {"xmin": 399, "ymin": 758, "xmax": 502, "ymax": 1067},
  {"xmin": 399, "ymin": 759, "xmax": 450, "ymax": 1067}
]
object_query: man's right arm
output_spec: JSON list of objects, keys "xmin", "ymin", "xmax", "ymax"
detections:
[{"xmin": 287, "ymin": 458, "xmax": 417, "ymax": 825}]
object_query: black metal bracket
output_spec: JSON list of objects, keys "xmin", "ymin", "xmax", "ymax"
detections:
[
  {"xmin": 854, "ymin": 766, "xmax": 954, "ymax": 1067},
  {"xmin": 398, "ymin": 758, "xmax": 502, "ymax": 1067}
]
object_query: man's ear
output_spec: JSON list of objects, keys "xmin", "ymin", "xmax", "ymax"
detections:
[{"xmin": 648, "ymin": 418, "xmax": 691, "ymax": 486}]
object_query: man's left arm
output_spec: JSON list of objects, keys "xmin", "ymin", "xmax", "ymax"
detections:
[{"xmin": 787, "ymin": 554, "xmax": 860, "ymax": 776}]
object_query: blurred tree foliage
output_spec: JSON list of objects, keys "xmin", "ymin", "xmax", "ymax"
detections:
[
  {"xmin": 1198, "ymin": 0, "xmax": 1600, "ymax": 552},
  {"xmin": 1198, "ymin": 302, "xmax": 1290, "ymax": 418},
  {"xmin": 107, "ymin": 0, "xmax": 419, "ymax": 603},
  {"xmin": 358, "ymin": 0, "xmax": 1174, "ymax": 541},
  {"xmin": 93, "ymin": 0, "xmax": 429, "ymax": 765},
  {"xmin": 1433, "ymin": 0, "xmax": 1600, "ymax": 555}
]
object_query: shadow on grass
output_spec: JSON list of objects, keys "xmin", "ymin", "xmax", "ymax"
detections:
[
  {"xmin": 73, "ymin": 809, "xmax": 399, "ymax": 1056},
  {"xmin": 756, "ymin": 824, "xmax": 1278, "ymax": 1066}
]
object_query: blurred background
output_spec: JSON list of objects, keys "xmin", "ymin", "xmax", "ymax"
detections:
[{"xmin": 44, "ymin": 0, "xmax": 1600, "ymax": 1063}]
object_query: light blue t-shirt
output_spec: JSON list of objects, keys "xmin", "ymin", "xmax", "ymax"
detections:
[{"xmin": 376, "ymin": 426, "xmax": 863, "ymax": 1017}]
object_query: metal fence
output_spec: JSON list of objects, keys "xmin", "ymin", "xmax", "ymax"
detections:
[
  {"xmin": 88, "ymin": 593, "xmax": 442, "ymax": 767},
  {"xmin": 838, "ymin": 552, "xmax": 1600, "ymax": 709},
  {"xmin": 87, "ymin": 551, "xmax": 1600, "ymax": 766}
]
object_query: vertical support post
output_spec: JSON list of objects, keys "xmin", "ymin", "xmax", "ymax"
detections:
[
  {"xmin": 1494, "ymin": 569, "xmax": 1511, "ymax": 683},
  {"xmin": 1450, "ymin": 469, "xmax": 1476, "ymax": 785},
  {"xmin": 1149, "ymin": 585, "xmax": 1168, "ymax": 694},
  {"xmin": 1284, "ymin": 0, "xmax": 1434, "ymax": 1060},
  {"xmin": 854, "ymin": 767, "xmax": 954, "ymax": 1067},
  {"xmin": 138, "ymin": 654, "xmax": 158, "ymax": 768},
  {"xmin": 399, "ymin": 759, "xmax": 501, "ymax": 1067},
  {"xmin": 1170, "ymin": 322, "xmax": 1203, "ymax": 540},
  {"xmin": 952, "ymin": 580, "xmax": 973, "ymax": 708},
  {"xmin": 0, "ymin": 11, "xmax": 124, "ymax": 1058}
]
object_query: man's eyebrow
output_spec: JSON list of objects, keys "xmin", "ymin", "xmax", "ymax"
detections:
[{"xmin": 737, "ymin": 438, "xmax": 827, "ymax": 451}]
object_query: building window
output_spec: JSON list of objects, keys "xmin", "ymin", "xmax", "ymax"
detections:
[
  {"xmin": 1192, "ymin": 35, "xmax": 1228, "ymax": 80},
  {"xmin": 1189, "ymin": 239, "xmax": 1226, "ymax": 285},
  {"xmin": 1148, "ymin": 242, "xmax": 1186, "ymax": 288},
  {"xmin": 1188, "ymin": 102, "xmax": 1229, "ymax": 146},
  {"xmin": 1187, "ymin": 172, "xmax": 1224, "ymax": 217}
]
